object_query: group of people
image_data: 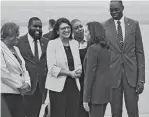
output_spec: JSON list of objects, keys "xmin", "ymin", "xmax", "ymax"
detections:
[{"xmin": 1, "ymin": 0, "xmax": 145, "ymax": 117}]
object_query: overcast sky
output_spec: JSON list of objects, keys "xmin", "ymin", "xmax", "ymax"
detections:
[{"xmin": 1, "ymin": 1, "xmax": 149, "ymax": 26}]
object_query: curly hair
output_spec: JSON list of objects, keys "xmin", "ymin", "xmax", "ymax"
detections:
[{"xmin": 1, "ymin": 22, "xmax": 19, "ymax": 39}]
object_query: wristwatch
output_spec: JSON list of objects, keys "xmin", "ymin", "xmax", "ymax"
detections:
[{"xmin": 140, "ymin": 81, "xmax": 145, "ymax": 83}]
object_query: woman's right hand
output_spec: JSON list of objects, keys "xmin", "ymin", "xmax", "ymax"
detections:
[
  {"xmin": 69, "ymin": 71, "xmax": 77, "ymax": 78},
  {"xmin": 69, "ymin": 69, "xmax": 82, "ymax": 78}
]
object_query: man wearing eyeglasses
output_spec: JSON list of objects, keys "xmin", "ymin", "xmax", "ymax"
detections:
[{"xmin": 103, "ymin": 0, "xmax": 145, "ymax": 117}]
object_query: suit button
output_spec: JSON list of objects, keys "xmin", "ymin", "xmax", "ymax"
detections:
[{"xmin": 20, "ymin": 74, "xmax": 22, "ymax": 76}]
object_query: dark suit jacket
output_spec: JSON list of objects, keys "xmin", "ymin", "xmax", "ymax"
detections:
[
  {"xmin": 43, "ymin": 31, "xmax": 54, "ymax": 40},
  {"xmin": 18, "ymin": 34, "xmax": 49, "ymax": 95},
  {"xmin": 103, "ymin": 17, "xmax": 145, "ymax": 88},
  {"xmin": 83, "ymin": 44, "xmax": 112, "ymax": 104}
]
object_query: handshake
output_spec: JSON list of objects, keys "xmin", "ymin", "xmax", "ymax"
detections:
[
  {"xmin": 18, "ymin": 83, "xmax": 31, "ymax": 95},
  {"xmin": 69, "ymin": 69, "xmax": 82, "ymax": 79}
]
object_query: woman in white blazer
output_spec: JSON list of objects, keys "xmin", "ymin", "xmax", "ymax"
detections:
[
  {"xmin": 45, "ymin": 18, "xmax": 82, "ymax": 117},
  {"xmin": 1, "ymin": 22, "xmax": 31, "ymax": 117}
]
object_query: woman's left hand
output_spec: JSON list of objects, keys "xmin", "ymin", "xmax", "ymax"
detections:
[
  {"xmin": 83, "ymin": 102, "xmax": 90, "ymax": 112},
  {"xmin": 75, "ymin": 69, "xmax": 82, "ymax": 78}
]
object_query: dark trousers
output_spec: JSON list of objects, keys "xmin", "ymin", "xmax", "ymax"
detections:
[
  {"xmin": 89, "ymin": 103, "xmax": 107, "ymax": 117},
  {"xmin": 2, "ymin": 93, "xmax": 23, "ymax": 117},
  {"xmin": 23, "ymin": 83, "xmax": 42, "ymax": 117},
  {"xmin": 49, "ymin": 77, "xmax": 80, "ymax": 117},
  {"xmin": 110, "ymin": 67, "xmax": 139, "ymax": 117}
]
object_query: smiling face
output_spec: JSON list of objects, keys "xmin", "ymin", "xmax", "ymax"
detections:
[
  {"xmin": 110, "ymin": 1, "xmax": 124, "ymax": 20},
  {"xmin": 28, "ymin": 20, "xmax": 42, "ymax": 40},
  {"xmin": 58, "ymin": 23, "xmax": 71, "ymax": 39}
]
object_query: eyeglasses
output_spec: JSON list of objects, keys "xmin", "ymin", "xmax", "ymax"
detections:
[
  {"xmin": 74, "ymin": 25, "xmax": 83, "ymax": 30},
  {"xmin": 109, "ymin": 8, "xmax": 121, "ymax": 13},
  {"xmin": 59, "ymin": 26, "xmax": 71, "ymax": 31}
]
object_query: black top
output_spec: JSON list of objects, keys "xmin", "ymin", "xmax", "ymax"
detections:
[
  {"xmin": 79, "ymin": 48, "xmax": 88, "ymax": 64},
  {"xmin": 64, "ymin": 46, "xmax": 74, "ymax": 71}
]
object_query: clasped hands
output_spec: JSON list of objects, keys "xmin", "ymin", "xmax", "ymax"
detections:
[
  {"xmin": 69, "ymin": 69, "xmax": 82, "ymax": 79},
  {"xmin": 18, "ymin": 83, "xmax": 31, "ymax": 95}
]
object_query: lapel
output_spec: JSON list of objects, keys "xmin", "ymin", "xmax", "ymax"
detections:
[
  {"xmin": 124, "ymin": 17, "xmax": 134, "ymax": 46},
  {"xmin": 1, "ymin": 41, "xmax": 22, "ymax": 71},
  {"xmin": 22, "ymin": 34, "xmax": 39, "ymax": 64},
  {"xmin": 108, "ymin": 18, "xmax": 122, "ymax": 51},
  {"xmin": 69, "ymin": 40, "xmax": 76, "ymax": 68},
  {"xmin": 39, "ymin": 39, "xmax": 45, "ymax": 61},
  {"xmin": 58, "ymin": 38, "xmax": 68, "ymax": 67}
]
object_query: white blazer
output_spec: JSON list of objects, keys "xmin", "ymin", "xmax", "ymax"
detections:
[
  {"xmin": 45, "ymin": 38, "xmax": 82, "ymax": 92},
  {"xmin": 1, "ymin": 41, "xmax": 31, "ymax": 94}
]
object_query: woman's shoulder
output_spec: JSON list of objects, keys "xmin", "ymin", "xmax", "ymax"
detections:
[
  {"xmin": 90, "ymin": 43, "xmax": 101, "ymax": 49},
  {"xmin": 70, "ymin": 39, "xmax": 79, "ymax": 44},
  {"xmin": 47, "ymin": 38, "xmax": 59, "ymax": 45},
  {"xmin": 70, "ymin": 39, "xmax": 79, "ymax": 47}
]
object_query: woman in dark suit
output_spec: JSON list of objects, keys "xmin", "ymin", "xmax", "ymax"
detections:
[{"xmin": 83, "ymin": 22, "xmax": 112, "ymax": 117}]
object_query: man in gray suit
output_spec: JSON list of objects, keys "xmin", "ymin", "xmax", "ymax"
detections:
[{"xmin": 103, "ymin": 0, "xmax": 145, "ymax": 117}]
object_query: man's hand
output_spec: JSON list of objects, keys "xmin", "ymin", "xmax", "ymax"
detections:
[
  {"xmin": 136, "ymin": 82, "xmax": 144, "ymax": 95},
  {"xmin": 83, "ymin": 102, "xmax": 90, "ymax": 112}
]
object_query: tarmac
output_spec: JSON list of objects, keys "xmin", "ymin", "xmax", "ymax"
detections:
[{"xmin": 39, "ymin": 71, "xmax": 149, "ymax": 117}]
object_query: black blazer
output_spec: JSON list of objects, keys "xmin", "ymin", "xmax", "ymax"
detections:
[
  {"xmin": 83, "ymin": 43, "xmax": 112, "ymax": 104},
  {"xmin": 18, "ymin": 34, "xmax": 49, "ymax": 95}
]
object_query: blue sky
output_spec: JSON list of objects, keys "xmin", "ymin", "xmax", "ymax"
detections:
[{"xmin": 1, "ymin": 1, "xmax": 149, "ymax": 26}]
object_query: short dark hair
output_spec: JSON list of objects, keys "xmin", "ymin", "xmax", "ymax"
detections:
[
  {"xmin": 49, "ymin": 19, "xmax": 56, "ymax": 28},
  {"xmin": 28, "ymin": 17, "xmax": 41, "ymax": 27},
  {"xmin": 1, "ymin": 22, "xmax": 19, "ymax": 39},
  {"xmin": 110, "ymin": 0, "xmax": 123, "ymax": 6},
  {"xmin": 52, "ymin": 18, "xmax": 73, "ymax": 39}
]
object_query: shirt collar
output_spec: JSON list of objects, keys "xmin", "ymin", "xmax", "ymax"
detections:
[
  {"xmin": 114, "ymin": 15, "xmax": 124, "ymax": 24},
  {"xmin": 83, "ymin": 36, "xmax": 87, "ymax": 42},
  {"xmin": 28, "ymin": 33, "xmax": 34, "ymax": 42}
]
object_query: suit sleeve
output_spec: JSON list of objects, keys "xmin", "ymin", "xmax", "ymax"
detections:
[
  {"xmin": 83, "ymin": 46, "xmax": 98, "ymax": 102},
  {"xmin": 135, "ymin": 21, "xmax": 145, "ymax": 83},
  {"xmin": 46, "ymin": 41, "xmax": 61, "ymax": 78},
  {"xmin": 1, "ymin": 50, "xmax": 24, "ymax": 90}
]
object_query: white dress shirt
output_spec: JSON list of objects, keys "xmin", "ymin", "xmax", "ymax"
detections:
[
  {"xmin": 28, "ymin": 34, "xmax": 42, "ymax": 58},
  {"xmin": 79, "ymin": 37, "xmax": 88, "ymax": 49},
  {"xmin": 114, "ymin": 16, "xmax": 125, "ymax": 40}
]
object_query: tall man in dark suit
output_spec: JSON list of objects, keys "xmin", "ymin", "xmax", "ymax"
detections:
[
  {"xmin": 43, "ymin": 19, "xmax": 56, "ymax": 40},
  {"xmin": 103, "ymin": 0, "xmax": 145, "ymax": 117},
  {"xmin": 18, "ymin": 17, "xmax": 49, "ymax": 117}
]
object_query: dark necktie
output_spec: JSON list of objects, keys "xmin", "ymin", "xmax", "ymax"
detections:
[
  {"xmin": 117, "ymin": 20, "xmax": 124, "ymax": 50},
  {"xmin": 34, "ymin": 40, "xmax": 39, "ymax": 60}
]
